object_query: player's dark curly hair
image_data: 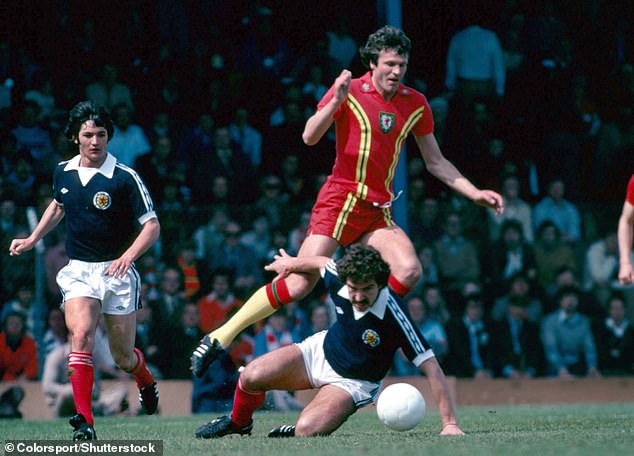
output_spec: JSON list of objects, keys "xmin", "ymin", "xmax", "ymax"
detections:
[
  {"xmin": 359, "ymin": 25, "xmax": 411, "ymax": 69},
  {"xmin": 336, "ymin": 244, "xmax": 390, "ymax": 288},
  {"xmin": 63, "ymin": 100, "xmax": 114, "ymax": 141}
]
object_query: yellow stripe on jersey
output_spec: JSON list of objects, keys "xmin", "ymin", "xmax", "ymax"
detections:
[
  {"xmin": 385, "ymin": 106, "xmax": 426, "ymax": 194},
  {"xmin": 333, "ymin": 192, "xmax": 358, "ymax": 241},
  {"xmin": 347, "ymin": 94, "xmax": 370, "ymax": 200},
  {"xmin": 382, "ymin": 206, "xmax": 395, "ymax": 226}
]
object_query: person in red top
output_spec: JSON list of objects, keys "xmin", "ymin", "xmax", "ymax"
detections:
[
  {"xmin": 0, "ymin": 312, "xmax": 38, "ymax": 381},
  {"xmin": 191, "ymin": 26, "xmax": 504, "ymax": 391},
  {"xmin": 197, "ymin": 269, "xmax": 243, "ymax": 333},
  {"xmin": 618, "ymin": 174, "xmax": 634, "ymax": 285}
]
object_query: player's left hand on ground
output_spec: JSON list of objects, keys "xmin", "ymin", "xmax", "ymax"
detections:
[
  {"xmin": 440, "ymin": 423, "xmax": 465, "ymax": 435},
  {"xmin": 473, "ymin": 189, "xmax": 504, "ymax": 214}
]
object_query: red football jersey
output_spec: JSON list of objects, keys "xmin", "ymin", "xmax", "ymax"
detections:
[{"xmin": 317, "ymin": 72, "xmax": 433, "ymax": 205}]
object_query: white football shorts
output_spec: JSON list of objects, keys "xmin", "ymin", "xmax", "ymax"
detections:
[
  {"xmin": 56, "ymin": 259, "xmax": 141, "ymax": 315},
  {"xmin": 297, "ymin": 330, "xmax": 381, "ymax": 408}
]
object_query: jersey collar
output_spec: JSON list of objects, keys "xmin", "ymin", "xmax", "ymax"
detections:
[
  {"xmin": 64, "ymin": 153, "xmax": 117, "ymax": 178},
  {"xmin": 339, "ymin": 285, "xmax": 389, "ymax": 320}
]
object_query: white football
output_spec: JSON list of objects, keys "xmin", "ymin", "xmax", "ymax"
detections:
[{"xmin": 376, "ymin": 383, "xmax": 426, "ymax": 431}]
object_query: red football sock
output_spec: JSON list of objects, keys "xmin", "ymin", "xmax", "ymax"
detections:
[
  {"xmin": 129, "ymin": 347, "xmax": 154, "ymax": 389},
  {"xmin": 231, "ymin": 377, "xmax": 265, "ymax": 427},
  {"xmin": 68, "ymin": 352, "xmax": 95, "ymax": 425},
  {"xmin": 265, "ymin": 279, "xmax": 293, "ymax": 309},
  {"xmin": 388, "ymin": 274, "xmax": 412, "ymax": 297}
]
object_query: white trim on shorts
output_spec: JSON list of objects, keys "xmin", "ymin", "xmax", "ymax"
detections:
[
  {"xmin": 56, "ymin": 259, "xmax": 141, "ymax": 315},
  {"xmin": 296, "ymin": 330, "xmax": 381, "ymax": 408}
]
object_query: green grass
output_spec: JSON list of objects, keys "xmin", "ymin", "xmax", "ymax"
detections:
[{"xmin": 2, "ymin": 403, "xmax": 634, "ymax": 456}]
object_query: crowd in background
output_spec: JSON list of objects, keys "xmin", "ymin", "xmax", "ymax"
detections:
[{"xmin": 1, "ymin": 0, "xmax": 634, "ymax": 415}]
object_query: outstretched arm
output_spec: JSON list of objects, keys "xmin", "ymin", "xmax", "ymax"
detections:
[
  {"xmin": 9, "ymin": 199, "xmax": 65, "ymax": 256},
  {"xmin": 302, "ymin": 70, "xmax": 351, "ymax": 145},
  {"xmin": 618, "ymin": 201, "xmax": 634, "ymax": 284},
  {"xmin": 419, "ymin": 357, "xmax": 465, "ymax": 435},
  {"xmin": 264, "ymin": 249, "xmax": 331, "ymax": 280},
  {"xmin": 415, "ymin": 133, "xmax": 504, "ymax": 214}
]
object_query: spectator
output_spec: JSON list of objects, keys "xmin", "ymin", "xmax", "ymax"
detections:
[
  {"xmin": 306, "ymin": 302, "xmax": 331, "ymax": 335},
  {"xmin": 444, "ymin": 12, "xmax": 505, "ymax": 105},
  {"xmin": 253, "ymin": 175, "xmax": 290, "ymax": 232},
  {"xmin": 197, "ymin": 268, "xmax": 243, "ymax": 334},
  {"xmin": 545, "ymin": 266, "xmax": 604, "ymax": 323},
  {"xmin": 592, "ymin": 292, "xmax": 634, "ymax": 376},
  {"xmin": 582, "ymin": 229, "xmax": 619, "ymax": 306},
  {"xmin": 134, "ymin": 135, "xmax": 175, "ymax": 206},
  {"xmin": 150, "ymin": 266, "xmax": 186, "ymax": 334},
  {"xmin": 207, "ymin": 126, "xmax": 256, "ymax": 204},
  {"xmin": 0, "ymin": 312, "xmax": 38, "ymax": 381},
  {"xmin": 41, "ymin": 307, "xmax": 68, "ymax": 360},
  {"xmin": 533, "ymin": 179, "xmax": 582, "ymax": 243},
  {"xmin": 444, "ymin": 292, "xmax": 493, "ymax": 379},
  {"xmin": 10, "ymin": 100, "xmax": 57, "ymax": 175},
  {"xmin": 491, "ymin": 272, "xmax": 543, "ymax": 324},
  {"xmin": 174, "ymin": 240, "xmax": 207, "ymax": 300},
  {"xmin": 433, "ymin": 212, "xmax": 481, "ymax": 293},
  {"xmin": 490, "ymin": 296, "xmax": 544, "ymax": 378},
  {"xmin": 193, "ymin": 207, "xmax": 230, "ymax": 261},
  {"xmin": 84, "ymin": 63, "xmax": 133, "ymax": 111},
  {"xmin": 1, "ymin": 282, "xmax": 46, "ymax": 340},
  {"xmin": 133, "ymin": 303, "xmax": 161, "ymax": 376},
  {"xmin": 159, "ymin": 302, "xmax": 204, "ymax": 379},
  {"xmin": 206, "ymin": 221, "xmax": 263, "ymax": 298},
  {"xmin": 410, "ymin": 197, "xmax": 443, "ymax": 248},
  {"xmin": 541, "ymin": 286, "xmax": 600, "ymax": 378},
  {"xmin": 239, "ymin": 213, "xmax": 272, "ymax": 265},
  {"xmin": 4, "ymin": 151, "xmax": 39, "ymax": 206},
  {"xmin": 487, "ymin": 174, "xmax": 534, "ymax": 244},
  {"xmin": 228, "ymin": 107, "xmax": 262, "ymax": 170},
  {"xmin": 419, "ymin": 283, "xmax": 450, "ymax": 325},
  {"xmin": 482, "ymin": 219, "xmax": 537, "ymax": 299},
  {"xmin": 107, "ymin": 103, "xmax": 151, "ymax": 167},
  {"xmin": 533, "ymin": 221, "xmax": 579, "ymax": 292}
]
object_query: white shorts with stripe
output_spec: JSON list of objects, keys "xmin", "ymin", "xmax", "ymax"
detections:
[
  {"xmin": 297, "ymin": 330, "xmax": 381, "ymax": 408},
  {"xmin": 56, "ymin": 259, "xmax": 141, "ymax": 315}
]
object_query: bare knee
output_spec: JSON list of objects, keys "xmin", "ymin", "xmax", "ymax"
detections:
[
  {"xmin": 68, "ymin": 330, "xmax": 95, "ymax": 353},
  {"xmin": 391, "ymin": 258, "xmax": 422, "ymax": 288},
  {"xmin": 295, "ymin": 412, "xmax": 349, "ymax": 437}
]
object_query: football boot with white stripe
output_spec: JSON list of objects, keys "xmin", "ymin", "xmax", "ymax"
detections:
[
  {"xmin": 138, "ymin": 381, "xmax": 159, "ymax": 415},
  {"xmin": 268, "ymin": 424, "xmax": 296, "ymax": 438},
  {"xmin": 195, "ymin": 415, "xmax": 253, "ymax": 439},
  {"xmin": 191, "ymin": 335, "xmax": 224, "ymax": 377}
]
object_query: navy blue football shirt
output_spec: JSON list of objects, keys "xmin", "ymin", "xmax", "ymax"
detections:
[
  {"xmin": 52, "ymin": 153, "xmax": 156, "ymax": 262},
  {"xmin": 322, "ymin": 260, "xmax": 434, "ymax": 382}
]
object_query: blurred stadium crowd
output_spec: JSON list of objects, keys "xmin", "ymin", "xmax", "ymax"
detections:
[{"xmin": 1, "ymin": 0, "xmax": 633, "ymax": 407}]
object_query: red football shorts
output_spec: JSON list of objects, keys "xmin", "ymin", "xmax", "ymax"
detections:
[{"xmin": 307, "ymin": 180, "xmax": 395, "ymax": 247}]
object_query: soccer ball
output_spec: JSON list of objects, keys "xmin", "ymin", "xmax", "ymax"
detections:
[{"xmin": 376, "ymin": 383, "xmax": 426, "ymax": 431}]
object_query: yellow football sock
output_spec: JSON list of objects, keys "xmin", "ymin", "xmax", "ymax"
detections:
[{"xmin": 208, "ymin": 285, "xmax": 277, "ymax": 347}]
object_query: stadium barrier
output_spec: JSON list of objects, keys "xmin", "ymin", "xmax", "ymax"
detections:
[{"xmin": 2, "ymin": 376, "xmax": 633, "ymax": 420}]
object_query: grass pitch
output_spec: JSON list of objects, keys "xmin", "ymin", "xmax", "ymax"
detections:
[{"xmin": 2, "ymin": 403, "xmax": 633, "ymax": 456}]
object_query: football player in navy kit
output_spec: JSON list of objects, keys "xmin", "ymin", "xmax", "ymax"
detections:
[
  {"xmin": 194, "ymin": 244, "xmax": 463, "ymax": 439},
  {"xmin": 9, "ymin": 100, "xmax": 160, "ymax": 440}
]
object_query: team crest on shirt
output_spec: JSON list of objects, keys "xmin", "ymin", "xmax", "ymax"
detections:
[
  {"xmin": 93, "ymin": 191, "xmax": 111, "ymax": 210},
  {"xmin": 362, "ymin": 329, "xmax": 381, "ymax": 347},
  {"xmin": 379, "ymin": 112, "xmax": 395, "ymax": 133}
]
